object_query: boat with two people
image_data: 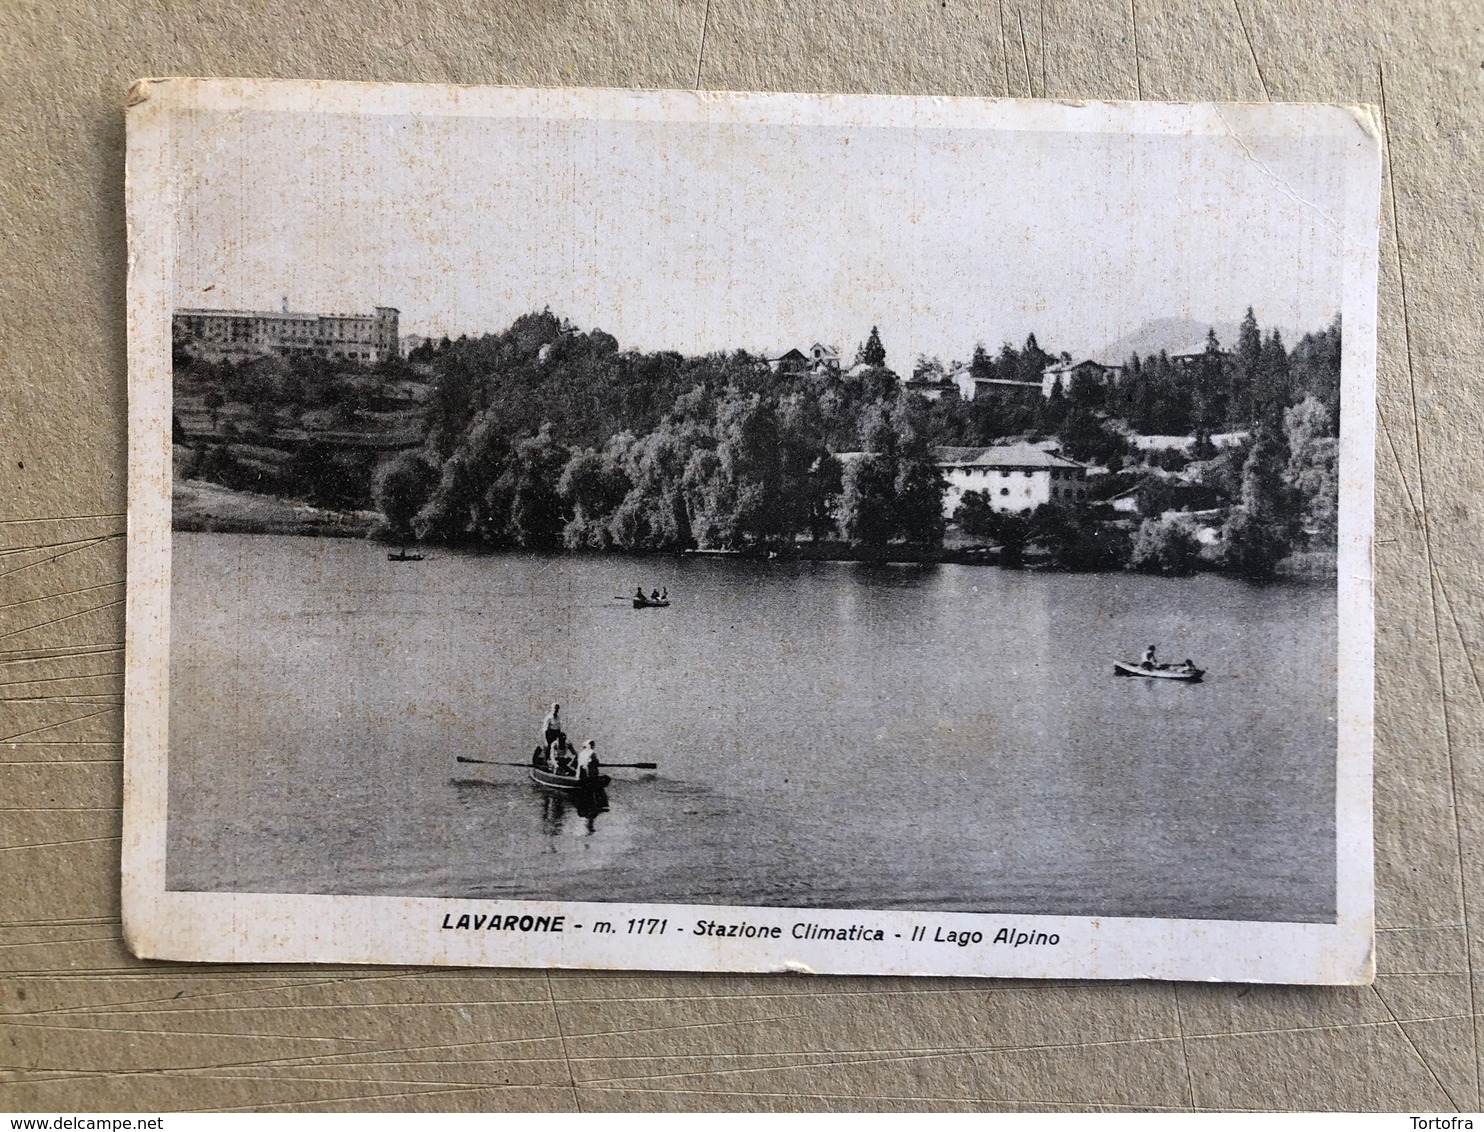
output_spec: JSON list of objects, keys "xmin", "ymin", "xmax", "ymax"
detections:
[
  {"xmin": 1114, "ymin": 644, "xmax": 1204, "ymax": 682},
  {"xmin": 629, "ymin": 585, "xmax": 669, "ymax": 609}
]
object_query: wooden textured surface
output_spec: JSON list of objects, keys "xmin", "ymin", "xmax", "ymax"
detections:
[{"xmin": 1, "ymin": 0, "xmax": 1479, "ymax": 1112}]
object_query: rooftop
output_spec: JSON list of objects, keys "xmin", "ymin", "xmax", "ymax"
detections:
[
  {"xmin": 175, "ymin": 306, "xmax": 397, "ymax": 320},
  {"xmin": 934, "ymin": 443, "xmax": 1086, "ymax": 470},
  {"xmin": 959, "ymin": 375, "xmax": 1042, "ymax": 388},
  {"xmin": 1043, "ymin": 358, "xmax": 1114, "ymax": 374}
]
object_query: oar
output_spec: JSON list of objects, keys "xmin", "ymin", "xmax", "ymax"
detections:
[
  {"xmin": 457, "ymin": 756, "xmax": 533, "ymax": 767},
  {"xmin": 456, "ymin": 755, "xmax": 659, "ymax": 770}
]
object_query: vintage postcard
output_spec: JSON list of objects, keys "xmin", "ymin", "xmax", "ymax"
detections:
[{"xmin": 124, "ymin": 79, "xmax": 1379, "ymax": 982}]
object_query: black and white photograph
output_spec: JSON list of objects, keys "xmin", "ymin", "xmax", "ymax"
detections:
[{"xmin": 124, "ymin": 81, "xmax": 1378, "ymax": 981}]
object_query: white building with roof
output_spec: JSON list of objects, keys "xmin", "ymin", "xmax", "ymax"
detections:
[
  {"xmin": 1127, "ymin": 430, "xmax": 1250, "ymax": 454},
  {"xmin": 936, "ymin": 443, "xmax": 1090, "ymax": 517},
  {"xmin": 173, "ymin": 301, "xmax": 400, "ymax": 365},
  {"xmin": 949, "ymin": 365, "xmax": 1043, "ymax": 402}
]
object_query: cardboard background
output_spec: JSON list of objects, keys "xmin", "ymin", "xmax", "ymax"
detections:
[{"xmin": 1, "ymin": 0, "xmax": 1478, "ymax": 1111}]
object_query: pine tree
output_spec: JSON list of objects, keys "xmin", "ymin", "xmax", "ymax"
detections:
[
  {"xmin": 1019, "ymin": 333, "xmax": 1052, "ymax": 385},
  {"xmin": 857, "ymin": 326, "xmax": 886, "ymax": 367},
  {"xmin": 971, "ymin": 343, "xmax": 992, "ymax": 379},
  {"xmin": 1193, "ymin": 328, "xmax": 1229, "ymax": 430},
  {"xmin": 1255, "ymin": 329, "xmax": 1292, "ymax": 426},
  {"xmin": 1234, "ymin": 307, "xmax": 1263, "ymax": 424},
  {"xmin": 1039, "ymin": 379, "xmax": 1067, "ymax": 432}
]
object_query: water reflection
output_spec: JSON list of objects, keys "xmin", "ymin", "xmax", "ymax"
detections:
[
  {"xmin": 450, "ymin": 776, "xmax": 610, "ymax": 835},
  {"xmin": 173, "ymin": 535, "xmax": 1338, "ymax": 921},
  {"xmin": 540, "ymin": 787, "xmax": 609, "ymax": 834}
]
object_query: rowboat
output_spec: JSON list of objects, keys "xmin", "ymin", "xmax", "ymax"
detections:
[
  {"xmin": 632, "ymin": 597, "xmax": 670, "ymax": 609},
  {"xmin": 530, "ymin": 766, "xmax": 610, "ymax": 792},
  {"xmin": 387, "ymin": 551, "xmax": 424, "ymax": 562},
  {"xmin": 1114, "ymin": 661, "xmax": 1204, "ymax": 682}
]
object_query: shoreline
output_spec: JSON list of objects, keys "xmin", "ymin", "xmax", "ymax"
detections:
[
  {"xmin": 171, "ymin": 481, "xmax": 1338, "ymax": 580},
  {"xmin": 174, "ymin": 478, "xmax": 378, "ymax": 539},
  {"xmin": 170, "ymin": 519, "xmax": 1335, "ymax": 578}
]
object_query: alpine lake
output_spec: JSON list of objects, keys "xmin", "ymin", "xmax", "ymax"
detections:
[{"xmin": 168, "ymin": 531, "xmax": 1337, "ymax": 922}]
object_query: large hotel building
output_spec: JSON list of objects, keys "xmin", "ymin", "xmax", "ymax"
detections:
[{"xmin": 173, "ymin": 301, "xmax": 400, "ymax": 364}]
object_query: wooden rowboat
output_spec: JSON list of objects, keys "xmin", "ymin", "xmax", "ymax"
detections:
[
  {"xmin": 530, "ymin": 766, "xmax": 611, "ymax": 792},
  {"xmin": 632, "ymin": 597, "xmax": 670, "ymax": 609},
  {"xmin": 1114, "ymin": 661, "xmax": 1204, "ymax": 682}
]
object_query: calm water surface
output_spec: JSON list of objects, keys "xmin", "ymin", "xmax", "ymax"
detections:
[{"xmin": 169, "ymin": 532, "xmax": 1336, "ymax": 921}]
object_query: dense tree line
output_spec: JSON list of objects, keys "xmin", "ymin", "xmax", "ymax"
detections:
[
  {"xmin": 951, "ymin": 387, "xmax": 1338, "ymax": 580},
  {"xmin": 1113, "ymin": 310, "xmax": 1342, "ymax": 436},
  {"xmin": 178, "ymin": 303, "xmax": 1343, "ymax": 578},
  {"xmin": 385, "ymin": 313, "xmax": 943, "ymax": 554},
  {"xmin": 384, "ymin": 307, "xmax": 1339, "ymax": 575}
]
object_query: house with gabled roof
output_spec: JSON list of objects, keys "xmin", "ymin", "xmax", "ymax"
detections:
[
  {"xmin": 766, "ymin": 347, "xmax": 810, "ymax": 375},
  {"xmin": 807, "ymin": 342, "xmax": 840, "ymax": 373},
  {"xmin": 936, "ymin": 443, "xmax": 1090, "ymax": 517},
  {"xmin": 767, "ymin": 343, "xmax": 841, "ymax": 377}
]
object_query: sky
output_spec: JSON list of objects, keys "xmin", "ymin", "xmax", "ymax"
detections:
[{"xmin": 170, "ymin": 105, "xmax": 1349, "ymax": 372}]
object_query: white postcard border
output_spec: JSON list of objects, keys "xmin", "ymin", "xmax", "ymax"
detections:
[{"xmin": 124, "ymin": 79, "xmax": 1379, "ymax": 983}]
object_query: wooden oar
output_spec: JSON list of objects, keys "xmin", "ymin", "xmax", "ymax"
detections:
[
  {"xmin": 456, "ymin": 756, "xmax": 658, "ymax": 770},
  {"xmin": 457, "ymin": 756, "xmax": 532, "ymax": 767}
]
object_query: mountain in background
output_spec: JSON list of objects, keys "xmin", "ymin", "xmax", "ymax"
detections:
[{"xmin": 1091, "ymin": 317, "xmax": 1306, "ymax": 365}]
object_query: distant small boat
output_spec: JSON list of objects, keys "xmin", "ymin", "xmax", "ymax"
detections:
[
  {"xmin": 387, "ymin": 550, "xmax": 424, "ymax": 562},
  {"xmin": 632, "ymin": 596, "xmax": 670, "ymax": 609},
  {"xmin": 1114, "ymin": 661, "xmax": 1204, "ymax": 682},
  {"xmin": 530, "ymin": 766, "xmax": 610, "ymax": 792}
]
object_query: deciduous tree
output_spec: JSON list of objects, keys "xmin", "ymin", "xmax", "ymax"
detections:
[{"xmin": 373, "ymin": 451, "xmax": 440, "ymax": 548}]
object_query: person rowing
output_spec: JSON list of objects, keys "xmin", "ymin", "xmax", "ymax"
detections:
[
  {"xmin": 543, "ymin": 703, "xmax": 577, "ymax": 769},
  {"xmin": 577, "ymin": 739, "xmax": 600, "ymax": 781},
  {"xmin": 1141, "ymin": 644, "xmax": 1159, "ymax": 669}
]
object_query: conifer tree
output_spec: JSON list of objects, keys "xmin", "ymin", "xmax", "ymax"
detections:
[
  {"xmin": 1192, "ymin": 328, "xmax": 1229, "ymax": 431},
  {"xmin": 857, "ymin": 326, "xmax": 887, "ymax": 367},
  {"xmin": 971, "ymin": 343, "xmax": 992, "ymax": 378},
  {"xmin": 1234, "ymin": 307, "xmax": 1263, "ymax": 424},
  {"xmin": 1255, "ymin": 329, "xmax": 1292, "ymax": 426}
]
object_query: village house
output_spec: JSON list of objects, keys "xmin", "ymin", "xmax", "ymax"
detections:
[
  {"xmin": 901, "ymin": 368, "xmax": 953, "ymax": 400},
  {"xmin": 767, "ymin": 343, "xmax": 840, "ymax": 377},
  {"xmin": 173, "ymin": 300, "xmax": 401, "ymax": 365},
  {"xmin": 1167, "ymin": 344, "xmax": 1233, "ymax": 371},
  {"xmin": 1127, "ymin": 429, "xmax": 1250, "ymax": 454},
  {"xmin": 935, "ymin": 442, "xmax": 1090, "ymax": 518},
  {"xmin": 948, "ymin": 365, "xmax": 1043, "ymax": 403}
]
